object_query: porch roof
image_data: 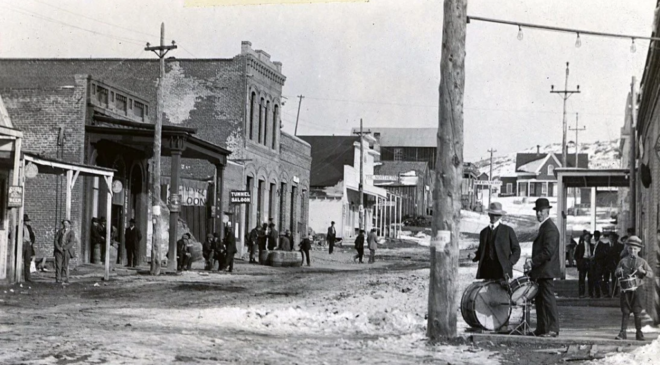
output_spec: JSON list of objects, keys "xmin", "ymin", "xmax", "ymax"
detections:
[
  {"xmin": 554, "ymin": 168, "xmax": 629, "ymax": 188},
  {"xmin": 87, "ymin": 114, "xmax": 230, "ymax": 166}
]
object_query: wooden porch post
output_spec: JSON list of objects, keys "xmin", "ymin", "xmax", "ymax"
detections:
[
  {"xmin": 7, "ymin": 137, "xmax": 21, "ymax": 282},
  {"xmin": 169, "ymin": 149, "xmax": 182, "ymax": 272},
  {"xmin": 215, "ymin": 164, "xmax": 225, "ymax": 242},
  {"xmin": 15, "ymin": 158, "xmax": 25, "ymax": 283},
  {"xmin": 557, "ymin": 174, "xmax": 566, "ymax": 279},
  {"xmin": 103, "ymin": 176, "xmax": 113, "ymax": 281}
]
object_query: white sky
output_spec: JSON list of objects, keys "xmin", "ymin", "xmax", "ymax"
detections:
[{"xmin": 0, "ymin": 0, "xmax": 656, "ymax": 162}]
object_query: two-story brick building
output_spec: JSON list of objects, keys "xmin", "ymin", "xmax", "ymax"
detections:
[{"xmin": 0, "ymin": 41, "xmax": 311, "ymax": 266}]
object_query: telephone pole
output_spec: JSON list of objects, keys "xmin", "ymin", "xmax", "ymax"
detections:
[
  {"xmin": 145, "ymin": 23, "xmax": 177, "ymax": 275},
  {"xmin": 294, "ymin": 95, "xmax": 304, "ymax": 136},
  {"xmin": 353, "ymin": 119, "xmax": 371, "ymax": 232},
  {"xmin": 487, "ymin": 148, "xmax": 496, "ymax": 206},
  {"xmin": 550, "ymin": 62, "xmax": 580, "ymax": 168},
  {"xmin": 428, "ymin": 0, "xmax": 466, "ymax": 340},
  {"xmin": 568, "ymin": 113, "xmax": 586, "ymax": 167}
]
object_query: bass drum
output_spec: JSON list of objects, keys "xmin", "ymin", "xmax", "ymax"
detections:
[{"xmin": 461, "ymin": 281, "xmax": 511, "ymax": 331}]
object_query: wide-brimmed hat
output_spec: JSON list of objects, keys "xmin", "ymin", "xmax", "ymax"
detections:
[
  {"xmin": 486, "ymin": 202, "xmax": 506, "ymax": 215},
  {"xmin": 129, "ymin": 218, "xmax": 136, "ymax": 224},
  {"xmin": 23, "ymin": 214, "xmax": 31, "ymax": 222},
  {"xmin": 533, "ymin": 198, "xmax": 552, "ymax": 211},
  {"xmin": 626, "ymin": 235, "xmax": 643, "ymax": 248}
]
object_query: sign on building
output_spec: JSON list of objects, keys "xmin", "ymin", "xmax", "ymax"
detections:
[
  {"xmin": 230, "ymin": 190, "xmax": 251, "ymax": 204},
  {"xmin": 8, "ymin": 186, "xmax": 22, "ymax": 207}
]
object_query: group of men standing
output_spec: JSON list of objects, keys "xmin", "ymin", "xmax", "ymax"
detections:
[
  {"xmin": 574, "ymin": 229, "xmax": 626, "ymax": 298},
  {"xmin": 200, "ymin": 228, "xmax": 238, "ymax": 273},
  {"xmin": 353, "ymin": 228, "xmax": 378, "ymax": 264},
  {"xmin": 472, "ymin": 199, "xmax": 561, "ymax": 338},
  {"xmin": 247, "ymin": 221, "xmax": 294, "ymax": 264}
]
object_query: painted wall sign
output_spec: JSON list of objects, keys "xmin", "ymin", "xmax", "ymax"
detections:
[{"xmin": 8, "ymin": 186, "xmax": 22, "ymax": 207}]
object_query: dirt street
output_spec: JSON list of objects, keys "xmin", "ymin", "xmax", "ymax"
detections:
[{"xmin": 0, "ymin": 241, "xmax": 644, "ymax": 365}]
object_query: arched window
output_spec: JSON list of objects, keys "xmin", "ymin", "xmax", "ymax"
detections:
[
  {"xmin": 264, "ymin": 100, "xmax": 270, "ymax": 147},
  {"xmin": 272, "ymin": 104, "xmax": 279, "ymax": 149},
  {"xmin": 259, "ymin": 97, "xmax": 265, "ymax": 144},
  {"xmin": 547, "ymin": 164, "xmax": 554, "ymax": 176},
  {"xmin": 249, "ymin": 92, "xmax": 256, "ymax": 140}
]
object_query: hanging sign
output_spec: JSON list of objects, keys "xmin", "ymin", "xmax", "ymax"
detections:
[
  {"xmin": 25, "ymin": 163, "xmax": 39, "ymax": 179},
  {"xmin": 8, "ymin": 186, "xmax": 22, "ymax": 207},
  {"xmin": 170, "ymin": 193, "xmax": 181, "ymax": 212},
  {"xmin": 230, "ymin": 190, "xmax": 251, "ymax": 204},
  {"xmin": 112, "ymin": 180, "xmax": 123, "ymax": 194}
]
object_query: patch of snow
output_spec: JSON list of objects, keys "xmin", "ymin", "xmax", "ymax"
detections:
[{"xmin": 587, "ymin": 337, "xmax": 660, "ymax": 365}]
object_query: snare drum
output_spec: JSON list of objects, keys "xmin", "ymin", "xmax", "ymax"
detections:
[
  {"xmin": 509, "ymin": 276, "xmax": 539, "ymax": 305},
  {"xmin": 461, "ymin": 281, "xmax": 511, "ymax": 331},
  {"xmin": 619, "ymin": 276, "xmax": 639, "ymax": 292}
]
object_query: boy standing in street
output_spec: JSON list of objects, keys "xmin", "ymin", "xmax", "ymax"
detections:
[{"xmin": 614, "ymin": 235, "xmax": 654, "ymax": 340}]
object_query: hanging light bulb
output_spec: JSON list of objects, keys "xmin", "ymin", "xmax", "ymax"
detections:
[
  {"xmin": 517, "ymin": 25, "xmax": 523, "ymax": 41},
  {"xmin": 630, "ymin": 38, "xmax": 637, "ymax": 53},
  {"xmin": 575, "ymin": 33, "xmax": 581, "ymax": 48}
]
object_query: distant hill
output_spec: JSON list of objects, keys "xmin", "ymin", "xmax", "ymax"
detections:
[{"xmin": 475, "ymin": 139, "xmax": 622, "ymax": 178}]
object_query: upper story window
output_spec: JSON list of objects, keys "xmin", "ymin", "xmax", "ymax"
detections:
[
  {"xmin": 249, "ymin": 92, "xmax": 256, "ymax": 140},
  {"xmin": 134, "ymin": 101, "xmax": 145, "ymax": 119},
  {"xmin": 272, "ymin": 104, "xmax": 279, "ymax": 149},
  {"xmin": 547, "ymin": 164, "xmax": 555, "ymax": 176},
  {"xmin": 393, "ymin": 148, "xmax": 404, "ymax": 161},
  {"xmin": 96, "ymin": 85, "xmax": 108, "ymax": 105},
  {"xmin": 115, "ymin": 94, "xmax": 127, "ymax": 113}
]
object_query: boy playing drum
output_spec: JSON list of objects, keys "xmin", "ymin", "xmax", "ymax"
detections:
[{"xmin": 614, "ymin": 235, "xmax": 654, "ymax": 340}]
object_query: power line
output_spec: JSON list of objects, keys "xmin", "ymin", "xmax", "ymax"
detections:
[
  {"xmin": 26, "ymin": 0, "xmax": 158, "ymax": 38},
  {"xmin": 0, "ymin": 4, "xmax": 146, "ymax": 46}
]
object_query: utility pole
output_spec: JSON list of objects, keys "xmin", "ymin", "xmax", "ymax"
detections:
[
  {"xmin": 294, "ymin": 95, "xmax": 304, "ymax": 136},
  {"xmin": 629, "ymin": 77, "xmax": 637, "ymax": 231},
  {"xmin": 145, "ymin": 23, "xmax": 176, "ymax": 275},
  {"xmin": 487, "ymin": 148, "xmax": 496, "ymax": 206},
  {"xmin": 550, "ymin": 62, "xmax": 580, "ymax": 168},
  {"xmin": 428, "ymin": 0, "xmax": 466, "ymax": 341},
  {"xmin": 568, "ymin": 113, "xmax": 586, "ymax": 213},
  {"xmin": 353, "ymin": 119, "xmax": 371, "ymax": 232},
  {"xmin": 568, "ymin": 113, "xmax": 586, "ymax": 167}
]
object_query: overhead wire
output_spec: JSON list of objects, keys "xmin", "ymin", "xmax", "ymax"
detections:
[
  {"xmin": 0, "ymin": 4, "xmax": 146, "ymax": 46},
  {"xmin": 25, "ymin": 0, "xmax": 158, "ymax": 38}
]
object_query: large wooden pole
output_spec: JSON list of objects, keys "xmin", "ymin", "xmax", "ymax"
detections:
[{"xmin": 427, "ymin": 0, "xmax": 467, "ymax": 340}]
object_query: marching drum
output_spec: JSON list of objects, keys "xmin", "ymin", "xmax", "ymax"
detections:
[
  {"xmin": 461, "ymin": 281, "xmax": 511, "ymax": 331},
  {"xmin": 509, "ymin": 276, "xmax": 539, "ymax": 305},
  {"xmin": 619, "ymin": 276, "xmax": 640, "ymax": 292}
]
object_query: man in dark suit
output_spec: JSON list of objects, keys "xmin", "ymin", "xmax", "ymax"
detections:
[
  {"xmin": 327, "ymin": 221, "xmax": 337, "ymax": 254},
  {"xmin": 525, "ymin": 198, "xmax": 561, "ymax": 337},
  {"xmin": 472, "ymin": 202, "xmax": 521, "ymax": 281},
  {"xmin": 124, "ymin": 218, "xmax": 142, "ymax": 267}
]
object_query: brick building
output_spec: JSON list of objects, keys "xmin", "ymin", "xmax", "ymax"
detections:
[{"xmin": 0, "ymin": 41, "xmax": 311, "ymax": 265}]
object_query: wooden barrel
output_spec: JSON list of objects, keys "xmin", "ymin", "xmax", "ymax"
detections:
[
  {"xmin": 259, "ymin": 250, "xmax": 269, "ymax": 265},
  {"xmin": 269, "ymin": 251, "xmax": 284, "ymax": 267},
  {"xmin": 93, "ymin": 244, "xmax": 101, "ymax": 264}
]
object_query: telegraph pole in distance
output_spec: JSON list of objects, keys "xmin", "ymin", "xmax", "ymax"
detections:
[
  {"xmin": 145, "ymin": 23, "xmax": 177, "ymax": 275},
  {"xmin": 568, "ymin": 113, "xmax": 586, "ymax": 167},
  {"xmin": 487, "ymin": 148, "xmax": 496, "ymax": 206},
  {"xmin": 294, "ymin": 95, "xmax": 304, "ymax": 136},
  {"xmin": 550, "ymin": 62, "xmax": 580, "ymax": 168},
  {"xmin": 353, "ymin": 119, "xmax": 371, "ymax": 232},
  {"xmin": 568, "ymin": 113, "xmax": 585, "ymax": 213},
  {"xmin": 428, "ymin": 0, "xmax": 466, "ymax": 341}
]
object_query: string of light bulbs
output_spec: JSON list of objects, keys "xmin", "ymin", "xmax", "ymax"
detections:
[{"xmin": 467, "ymin": 15, "xmax": 660, "ymax": 53}]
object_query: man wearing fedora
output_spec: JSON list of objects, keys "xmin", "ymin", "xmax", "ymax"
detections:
[
  {"xmin": 472, "ymin": 202, "xmax": 521, "ymax": 282},
  {"xmin": 124, "ymin": 218, "xmax": 142, "ymax": 268},
  {"xmin": 525, "ymin": 198, "xmax": 561, "ymax": 337}
]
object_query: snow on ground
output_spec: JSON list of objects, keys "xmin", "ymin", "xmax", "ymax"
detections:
[{"xmin": 586, "ymin": 338, "xmax": 660, "ymax": 365}]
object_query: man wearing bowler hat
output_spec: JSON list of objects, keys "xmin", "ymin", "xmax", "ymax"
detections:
[
  {"xmin": 472, "ymin": 202, "xmax": 521, "ymax": 282},
  {"xmin": 124, "ymin": 218, "xmax": 142, "ymax": 268},
  {"xmin": 525, "ymin": 198, "xmax": 561, "ymax": 337}
]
